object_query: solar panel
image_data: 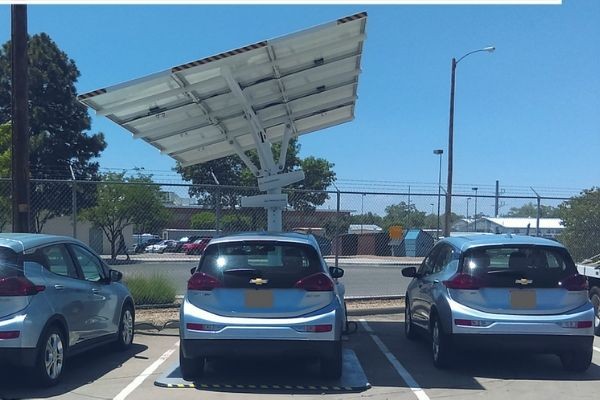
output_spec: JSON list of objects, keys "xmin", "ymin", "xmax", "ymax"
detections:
[{"xmin": 78, "ymin": 12, "xmax": 367, "ymax": 168}]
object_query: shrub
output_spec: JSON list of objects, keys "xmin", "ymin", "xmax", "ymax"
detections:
[
  {"xmin": 123, "ymin": 274, "xmax": 177, "ymax": 305},
  {"xmin": 190, "ymin": 211, "xmax": 216, "ymax": 229}
]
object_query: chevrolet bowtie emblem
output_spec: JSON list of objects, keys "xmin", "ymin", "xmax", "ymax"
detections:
[
  {"xmin": 515, "ymin": 278, "xmax": 533, "ymax": 285},
  {"xmin": 249, "ymin": 278, "xmax": 269, "ymax": 285}
]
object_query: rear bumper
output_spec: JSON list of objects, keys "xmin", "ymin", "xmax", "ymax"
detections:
[
  {"xmin": 0, "ymin": 347, "xmax": 37, "ymax": 367},
  {"xmin": 182, "ymin": 339, "xmax": 338, "ymax": 360},
  {"xmin": 452, "ymin": 334, "xmax": 593, "ymax": 353}
]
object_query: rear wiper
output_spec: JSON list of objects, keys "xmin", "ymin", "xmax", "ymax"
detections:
[
  {"xmin": 487, "ymin": 269, "xmax": 528, "ymax": 276},
  {"xmin": 223, "ymin": 268, "xmax": 263, "ymax": 277}
]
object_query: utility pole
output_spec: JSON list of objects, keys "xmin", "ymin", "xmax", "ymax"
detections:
[
  {"xmin": 11, "ymin": 5, "xmax": 30, "ymax": 233},
  {"xmin": 495, "ymin": 180, "xmax": 500, "ymax": 217}
]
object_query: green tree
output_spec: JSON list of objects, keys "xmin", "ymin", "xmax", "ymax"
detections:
[
  {"xmin": 558, "ymin": 188, "xmax": 600, "ymax": 262},
  {"xmin": 190, "ymin": 212, "xmax": 216, "ymax": 230},
  {"xmin": 0, "ymin": 122, "xmax": 10, "ymax": 230},
  {"xmin": 81, "ymin": 173, "xmax": 168, "ymax": 260},
  {"xmin": 221, "ymin": 214, "xmax": 252, "ymax": 232},
  {"xmin": 382, "ymin": 202, "xmax": 427, "ymax": 230},
  {"xmin": 350, "ymin": 212, "xmax": 383, "ymax": 227},
  {"xmin": 176, "ymin": 138, "xmax": 335, "ymax": 211},
  {"xmin": 505, "ymin": 202, "xmax": 560, "ymax": 218},
  {"xmin": 0, "ymin": 33, "xmax": 106, "ymax": 231},
  {"xmin": 324, "ymin": 214, "xmax": 351, "ymax": 238}
]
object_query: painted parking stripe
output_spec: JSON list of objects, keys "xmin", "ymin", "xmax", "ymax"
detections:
[
  {"xmin": 594, "ymin": 346, "xmax": 600, "ymax": 353},
  {"xmin": 113, "ymin": 340, "xmax": 180, "ymax": 400},
  {"xmin": 360, "ymin": 320, "xmax": 430, "ymax": 400}
]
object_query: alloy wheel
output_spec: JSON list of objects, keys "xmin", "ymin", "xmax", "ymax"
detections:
[
  {"xmin": 432, "ymin": 320, "xmax": 440, "ymax": 361},
  {"xmin": 122, "ymin": 309, "xmax": 134, "ymax": 345},
  {"xmin": 44, "ymin": 333, "xmax": 64, "ymax": 380}
]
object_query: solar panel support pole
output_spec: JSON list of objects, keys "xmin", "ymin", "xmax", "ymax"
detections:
[{"xmin": 222, "ymin": 67, "xmax": 303, "ymax": 232}]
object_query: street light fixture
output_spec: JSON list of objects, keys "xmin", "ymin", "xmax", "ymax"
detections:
[
  {"xmin": 472, "ymin": 187, "xmax": 479, "ymax": 232},
  {"xmin": 443, "ymin": 46, "xmax": 495, "ymax": 237},
  {"xmin": 433, "ymin": 149, "xmax": 443, "ymax": 239}
]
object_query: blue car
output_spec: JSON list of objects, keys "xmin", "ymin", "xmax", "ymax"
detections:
[{"xmin": 402, "ymin": 234, "xmax": 594, "ymax": 371}]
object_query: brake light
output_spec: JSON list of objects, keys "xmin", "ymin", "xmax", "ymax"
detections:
[
  {"xmin": 454, "ymin": 319, "xmax": 493, "ymax": 327},
  {"xmin": 186, "ymin": 323, "xmax": 223, "ymax": 332},
  {"xmin": 0, "ymin": 276, "xmax": 45, "ymax": 296},
  {"xmin": 443, "ymin": 273, "xmax": 484, "ymax": 290},
  {"xmin": 558, "ymin": 321, "xmax": 593, "ymax": 329},
  {"xmin": 187, "ymin": 272, "xmax": 221, "ymax": 291},
  {"xmin": 558, "ymin": 274, "xmax": 588, "ymax": 291},
  {"xmin": 294, "ymin": 273, "xmax": 334, "ymax": 292},
  {"xmin": 0, "ymin": 331, "xmax": 20, "ymax": 339}
]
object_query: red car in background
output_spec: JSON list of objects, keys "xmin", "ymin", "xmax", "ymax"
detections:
[{"xmin": 182, "ymin": 237, "xmax": 212, "ymax": 255}]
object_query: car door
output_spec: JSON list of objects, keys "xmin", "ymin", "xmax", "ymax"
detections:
[
  {"xmin": 24, "ymin": 244, "xmax": 91, "ymax": 346},
  {"xmin": 420, "ymin": 244, "xmax": 455, "ymax": 327},
  {"xmin": 68, "ymin": 244, "xmax": 119, "ymax": 339},
  {"xmin": 410, "ymin": 246, "xmax": 438, "ymax": 328}
]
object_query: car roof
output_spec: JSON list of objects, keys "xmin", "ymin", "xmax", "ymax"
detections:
[
  {"xmin": 442, "ymin": 234, "xmax": 566, "ymax": 253},
  {"xmin": 209, "ymin": 231, "xmax": 319, "ymax": 248},
  {"xmin": 0, "ymin": 233, "xmax": 85, "ymax": 253}
]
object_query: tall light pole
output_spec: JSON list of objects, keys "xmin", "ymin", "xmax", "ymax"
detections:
[
  {"xmin": 443, "ymin": 46, "xmax": 495, "ymax": 237},
  {"xmin": 472, "ymin": 187, "xmax": 478, "ymax": 232},
  {"xmin": 433, "ymin": 149, "xmax": 443, "ymax": 238},
  {"xmin": 466, "ymin": 197, "xmax": 471, "ymax": 231}
]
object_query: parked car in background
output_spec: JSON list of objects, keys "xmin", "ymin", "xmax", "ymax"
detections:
[
  {"xmin": 179, "ymin": 232, "xmax": 346, "ymax": 380},
  {"xmin": 173, "ymin": 235, "xmax": 203, "ymax": 253},
  {"xmin": 132, "ymin": 237, "xmax": 161, "ymax": 253},
  {"xmin": 182, "ymin": 237, "xmax": 212, "ymax": 255},
  {"xmin": 145, "ymin": 240, "xmax": 178, "ymax": 254},
  {"xmin": 402, "ymin": 234, "xmax": 594, "ymax": 371},
  {"xmin": 0, "ymin": 234, "xmax": 135, "ymax": 386}
]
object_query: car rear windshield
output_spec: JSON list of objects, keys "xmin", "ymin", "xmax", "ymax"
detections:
[
  {"xmin": 0, "ymin": 247, "xmax": 22, "ymax": 277},
  {"xmin": 198, "ymin": 241, "xmax": 323, "ymax": 289},
  {"xmin": 460, "ymin": 245, "xmax": 577, "ymax": 288}
]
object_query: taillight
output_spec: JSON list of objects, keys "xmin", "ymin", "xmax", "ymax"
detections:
[
  {"xmin": 443, "ymin": 273, "xmax": 484, "ymax": 290},
  {"xmin": 0, "ymin": 276, "xmax": 45, "ymax": 296},
  {"xmin": 558, "ymin": 274, "xmax": 588, "ymax": 291},
  {"xmin": 186, "ymin": 323, "xmax": 223, "ymax": 332},
  {"xmin": 454, "ymin": 319, "xmax": 493, "ymax": 327},
  {"xmin": 294, "ymin": 273, "xmax": 334, "ymax": 292},
  {"xmin": 187, "ymin": 272, "xmax": 221, "ymax": 291},
  {"xmin": 558, "ymin": 321, "xmax": 593, "ymax": 329},
  {"xmin": 293, "ymin": 324, "xmax": 333, "ymax": 333}
]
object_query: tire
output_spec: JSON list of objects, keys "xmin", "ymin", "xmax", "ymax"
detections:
[
  {"xmin": 405, "ymin": 298, "xmax": 418, "ymax": 340},
  {"xmin": 115, "ymin": 304, "xmax": 135, "ymax": 350},
  {"xmin": 590, "ymin": 287, "xmax": 600, "ymax": 336},
  {"xmin": 431, "ymin": 314, "xmax": 452, "ymax": 369},
  {"xmin": 560, "ymin": 347, "xmax": 593, "ymax": 372},
  {"xmin": 179, "ymin": 346, "xmax": 204, "ymax": 381},
  {"xmin": 34, "ymin": 325, "xmax": 66, "ymax": 387},
  {"xmin": 321, "ymin": 341, "xmax": 343, "ymax": 380}
]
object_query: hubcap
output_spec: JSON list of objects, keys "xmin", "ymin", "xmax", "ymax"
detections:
[
  {"xmin": 45, "ymin": 333, "xmax": 64, "ymax": 380},
  {"xmin": 122, "ymin": 309, "xmax": 133, "ymax": 345},
  {"xmin": 405, "ymin": 303, "xmax": 411, "ymax": 334},
  {"xmin": 592, "ymin": 295, "xmax": 600, "ymax": 329},
  {"xmin": 432, "ymin": 321, "xmax": 440, "ymax": 360}
]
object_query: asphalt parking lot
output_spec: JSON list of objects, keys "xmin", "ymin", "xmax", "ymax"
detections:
[{"xmin": 2, "ymin": 313, "xmax": 599, "ymax": 400}]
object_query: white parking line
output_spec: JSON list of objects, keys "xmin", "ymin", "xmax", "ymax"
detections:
[
  {"xmin": 113, "ymin": 340, "xmax": 180, "ymax": 400},
  {"xmin": 359, "ymin": 320, "xmax": 430, "ymax": 400},
  {"xmin": 594, "ymin": 346, "xmax": 600, "ymax": 353}
]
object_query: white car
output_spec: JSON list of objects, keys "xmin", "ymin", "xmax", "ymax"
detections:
[
  {"xmin": 179, "ymin": 232, "xmax": 346, "ymax": 380},
  {"xmin": 145, "ymin": 240, "xmax": 177, "ymax": 254}
]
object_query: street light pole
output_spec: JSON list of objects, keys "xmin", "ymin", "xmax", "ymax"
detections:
[
  {"xmin": 443, "ymin": 46, "xmax": 495, "ymax": 238},
  {"xmin": 472, "ymin": 187, "xmax": 478, "ymax": 232},
  {"xmin": 466, "ymin": 197, "xmax": 471, "ymax": 232},
  {"xmin": 433, "ymin": 149, "xmax": 443, "ymax": 239}
]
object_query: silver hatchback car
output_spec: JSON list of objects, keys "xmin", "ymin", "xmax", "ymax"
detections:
[
  {"xmin": 179, "ymin": 232, "xmax": 346, "ymax": 380},
  {"xmin": 402, "ymin": 234, "xmax": 594, "ymax": 371},
  {"xmin": 0, "ymin": 234, "xmax": 135, "ymax": 386}
]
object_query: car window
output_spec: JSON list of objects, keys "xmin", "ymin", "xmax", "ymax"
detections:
[
  {"xmin": 29, "ymin": 244, "xmax": 78, "ymax": 279},
  {"xmin": 70, "ymin": 245, "xmax": 105, "ymax": 282},
  {"xmin": 199, "ymin": 241, "xmax": 322, "ymax": 289},
  {"xmin": 418, "ymin": 247, "xmax": 439, "ymax": 276},
  {"xmin": 461, "ymin": 245, "xmax": 577, "ymax": 288},
  {"xmin": 432, "ymin": 245, "xmax": 454, "ymax": 274}
]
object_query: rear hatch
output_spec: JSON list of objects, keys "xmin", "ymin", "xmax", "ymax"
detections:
[
  {"xmin": 0, "ymin": 246, "xmax": 29, "ymax": 318},
  {"xmin": 449, "ymin": 245, "xmax": 588, "ymax": 315},
  {"xmin": 187, "ymin": 240, "xmax": 334, "ymax": 318}
]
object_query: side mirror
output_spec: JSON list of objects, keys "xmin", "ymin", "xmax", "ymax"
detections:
[
  {"xmin": 110, "ymin": 269, "xmax": 123, "ymax": 282},
  {"xmin": 190, "ymin": 267, "xmax": 196, "ymax": 275},
  {"xmin": 329, "ymin": 266, "xmax": 344, "ymax": 279},
  {"xmin": 402, "ymin": 266, "xmax": 418, "ymax": 278}
]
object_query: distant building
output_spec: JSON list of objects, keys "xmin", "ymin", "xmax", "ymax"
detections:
[
  {"xmin": 452, "ymin": 217, "xmax": 564, "ymax": 239},
  {"xmin": 348, "ymin": 224, "xmax": 383, "ymax": 234}
]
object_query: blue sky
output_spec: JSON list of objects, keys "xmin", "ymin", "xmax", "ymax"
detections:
[{"xmin": 0, "ymin": 2, "xmax": 598, "ymax": 197}]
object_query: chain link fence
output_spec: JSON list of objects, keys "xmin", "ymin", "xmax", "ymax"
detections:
[{"xmin": 0, "ymin": 178, "xmax": 595, "ymax": 259}]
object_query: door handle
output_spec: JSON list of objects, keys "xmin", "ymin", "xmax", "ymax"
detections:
[
  {"xmin": 433, "ymin": 279, "xmax": 440, "ymax": 284},
  {"xmin": 54, "ymin": 284, "xmax": 65, "ymax": 290},
  {"xmin": 91, "ymin": 288, "xmax": 100, "ymax": 294}
]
